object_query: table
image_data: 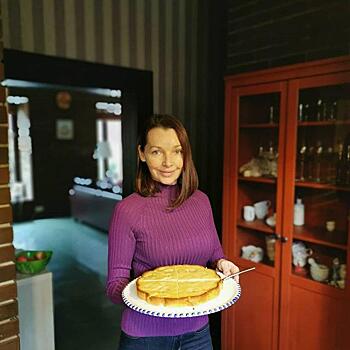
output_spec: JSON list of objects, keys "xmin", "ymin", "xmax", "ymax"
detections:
[{"xmin": 17, "ymin": 270, "xmax": 55, "ymax": 350}]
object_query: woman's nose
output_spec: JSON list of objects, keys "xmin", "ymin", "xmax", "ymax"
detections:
[{"xmin": 162, "ymin": 154, "xmax": 173, "ymax": 167}]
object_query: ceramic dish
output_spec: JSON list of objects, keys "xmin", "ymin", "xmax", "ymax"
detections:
[
  {"xmin": 122, "ymin": 272, "xmax": 241, "ymax": 318},
  {"xmin": 265, "ymin": 215, "xmax": 276, "ymax": 227}
]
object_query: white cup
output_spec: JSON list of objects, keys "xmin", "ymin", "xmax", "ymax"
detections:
[
  {"xmin": 254, "ymin": 200, "xmax": 271, "ymax": 219},
  {"xmin": 243, "ymin": 205, "xmax": 255, "ymax": 221},
  {"xmin": 325, "ymin": 220, "xmax": 336, "ymax": 232}
]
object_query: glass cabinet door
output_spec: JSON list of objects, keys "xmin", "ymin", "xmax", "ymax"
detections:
[
  {"xmin": 235, "ymin": 83, "xmax": 286, "ymax": 270},
  {"xmin": 279, "ymin": 73, "xmax": 350, "ymax": 350},
  {"xmin": 231, "ymin": 82, "xmax": 287, "ymax": 350},
  {"xmin": 291, "ymin": 80, "xmax": 350, "ymax": 289}
]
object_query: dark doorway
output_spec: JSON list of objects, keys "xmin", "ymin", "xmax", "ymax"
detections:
[
  {"xmin": 3, "ymin": 49, "xmax": 153, "ymax": 221},
  {"xmin": 3, "ymin": 49, "xmax": 153, "ymax": 350}
]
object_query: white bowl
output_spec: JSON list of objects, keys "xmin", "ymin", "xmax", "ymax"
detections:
[
  {"xmin": 310, "ymin": 265, "xmax": 329, "ymax": 282},
  {"xmin": 265, "ymin": 215, "xmax": 276, "ymax": 227}
]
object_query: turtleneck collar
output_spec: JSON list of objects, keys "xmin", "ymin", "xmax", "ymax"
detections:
[
  {"xmin": 156, "ymin": 182, "xmax": 180, "ymax": 198},
  {"xmin": 158, "ymin": 182, "xmax": 178, "ymax": 189}
]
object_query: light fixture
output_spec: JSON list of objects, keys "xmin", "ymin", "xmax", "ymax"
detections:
[
  {"xmin": 95, "ymin": 102, "xmax": 122, "ymax": 115},
  {"xmin": 7, "ymin": 96, "xmax": 29, "ymax": 104}
]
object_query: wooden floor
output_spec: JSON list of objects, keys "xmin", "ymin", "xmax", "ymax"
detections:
[{"xmin": 13, "ymin": 217, "xmax": 123, "ymax": 350}]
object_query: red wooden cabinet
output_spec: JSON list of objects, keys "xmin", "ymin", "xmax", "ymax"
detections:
[{"xmin": 222, "ymin": 57, "xmax": 350, "ymax": 350}]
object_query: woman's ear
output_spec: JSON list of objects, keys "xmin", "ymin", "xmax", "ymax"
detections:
[{"xmin": 138, "ymin": 145, "xmax": 146, "ymax": 162}]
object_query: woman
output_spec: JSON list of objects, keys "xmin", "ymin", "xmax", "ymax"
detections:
[{"xmin": 106, "ymin": 114, "xmax": 239, "ymax": 350}]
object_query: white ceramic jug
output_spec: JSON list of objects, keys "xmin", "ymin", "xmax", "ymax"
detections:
[{"xmin": 292, "ymin": 242, "xmax": 312, "ymax": 267}]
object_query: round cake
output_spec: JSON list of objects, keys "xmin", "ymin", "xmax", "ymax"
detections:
[{"xmin": 136, "ymin": 264, "xmax": 222, "ymax": 307}]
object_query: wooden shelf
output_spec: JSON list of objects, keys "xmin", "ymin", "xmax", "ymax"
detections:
[
  {"xmin": 240, "ymin": 123, "xmax": 279, "ymax": 128},
  {"xmin": 237, "ymin": 219, "xmax": 275, "ymax": 234},
  {"xmin": 298, "ymin": 120, "xmax": 350, "ymax": 127},
  {"xmin": 295, "ymin": 180, "xmax": 350, "ymax": 192},
  {"xmin": 238, "ymin": 176, "xmax": 276, "ymax": 184},
  {"xmin": 293, "ymin": 225, "xmax": 348, "ymax": 250},
  {"xmin": 290, "ymin": 273, "xmax": 346, "ymax": 299}
]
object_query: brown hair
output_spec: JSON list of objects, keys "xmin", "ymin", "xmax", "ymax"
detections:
[{"xmin": 135, "ymin": 114, "xmax": 198, "ymax": 209}]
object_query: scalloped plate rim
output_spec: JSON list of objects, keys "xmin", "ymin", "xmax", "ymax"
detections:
[{"xmin": 121, "ymin": 271, "xmax": 241, "ymax": 318}]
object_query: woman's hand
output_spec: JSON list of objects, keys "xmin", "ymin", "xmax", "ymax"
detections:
[{"xmin": 216, "ymin": 259, "xmax": 240, "ymax": 283}]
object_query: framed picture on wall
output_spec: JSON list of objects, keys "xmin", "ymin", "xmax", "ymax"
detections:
[{"xmin": 56, "ymin": 119, "xmax": 74, "ymax": 140}]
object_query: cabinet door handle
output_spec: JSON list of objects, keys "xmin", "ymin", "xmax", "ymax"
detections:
[
  {"xmin": 281, "ymin": 236, "xmax": 288, "ymax": 243},
  {"xmin": 271, "ymin": 233, "xmax": 288, "ymax": 243},
  {"xmin": 272, "ymin": 233, "xmax": 282, "ymax": 240}
]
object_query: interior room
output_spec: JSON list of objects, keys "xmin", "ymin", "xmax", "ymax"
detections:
[
  {"xmin": 0, "ymin": 1, "xmax": 349, "ymax": 350},
  {"xmin": 8, "ymin": 82, "xmax": 125, "ymax": 349},
  {"xmin": 1, "ymin": 48, "xmax": 153, "ymax": 350}
]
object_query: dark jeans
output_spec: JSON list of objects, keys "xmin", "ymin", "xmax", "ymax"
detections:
[{"xmin": 118, "ymin": 323, "xmax": 213, "ymax": 350}]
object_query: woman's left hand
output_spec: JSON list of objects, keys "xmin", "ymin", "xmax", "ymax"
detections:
[{"xmin": 216, "ymin": 259, "xmax": 240, "ymax": 283}]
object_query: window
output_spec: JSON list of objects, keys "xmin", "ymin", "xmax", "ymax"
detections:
[
  {"xmin": 8, "ymin": 99, "xmax": 34, "ymax": 203},
  {"xmin": 93, "ymin": 117, "xmax": 123, "ymax": 194}
]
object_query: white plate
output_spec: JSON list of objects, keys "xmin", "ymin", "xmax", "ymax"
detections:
[{"xmin": 121, "ymin": 272, "xmax": 241, "ymax": 318}]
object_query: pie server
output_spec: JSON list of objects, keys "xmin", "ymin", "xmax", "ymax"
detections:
[{"xmin": 221, "ymin": 267, "xmax": 256, "ymax": 281}]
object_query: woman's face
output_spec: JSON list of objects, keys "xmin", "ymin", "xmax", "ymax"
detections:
[{"xmin": 138, "ymin": 127, "xmax": 184, "ymax": 185}]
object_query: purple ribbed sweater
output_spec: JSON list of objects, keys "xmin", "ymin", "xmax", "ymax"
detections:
[{"xmin": 106, "ymin": 184, "xmax": 225, "ymax": 337}]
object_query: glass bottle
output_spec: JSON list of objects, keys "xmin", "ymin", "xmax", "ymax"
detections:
[
  {"xmin": 268, "ymin": 105, "xmax": 275, "ymax": 124},
  {"xmin": 330, "ymin": 258, "xmax": 340, "ymax": 286},
  {"xmin": 323, "ymin": 99, "xmax": 329, "ymax": 120},
  {"xmin": 268, "ymin": 142, "xmax": 276, "ymax": 159},
  {"xmin": 345, "ymin": 145, "xmax": 350, "ymax": 185},
  {"xmin": 325, "ymin": 146, "xmax": 336, "ymax": 184},
  {"xmin": 293, "ymin": 198, "xmax": 305, "ymax": 226},
  {"xmin": 257, "ymin": 145, "xmax": 264, "ymax": 158},
  {"xmin": 296, "ymin": 142, "xmax": 307, "ymax": 181},
  {"xmin": 336, "ymin": 142, "xmax": 345, "ymax": 185},
  {"xmin": 316, "ymin": 99, "xmax": 324, "ymax": 121},
  {"xmin": 314, "ymin": 141, "xmax": 323, "ymax": 182},
  {"xmin": 307, "ymin": 145, "xmax": 315, "ymax": 181},
  {"xmin": 298, "ymin": 103, "xmax": 303, "ymax": 122},
  {"xmin": 267, "ymin": 142, "xmax": 277, "ymax": 177},
  {"xmin": 328, "ymin": 100, "xmax": 337, "ymax": 120},
  {"xmin": 303, "ymin": 103, "xmax": 310, "ymax": 122}
]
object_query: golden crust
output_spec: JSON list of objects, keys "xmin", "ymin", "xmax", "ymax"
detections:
[{"xmin": 136, "ymin": 265, "xmax": 222, "ymax": 307}]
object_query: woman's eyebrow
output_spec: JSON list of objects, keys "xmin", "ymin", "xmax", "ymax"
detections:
[{"xmin": 149, "ymin": 145, "xmax": 182, "ymax": 149}]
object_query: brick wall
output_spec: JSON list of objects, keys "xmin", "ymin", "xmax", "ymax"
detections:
[
  {"xmin": 226, "ymin": 0, "xmax": 350, "ymax": 74},
  {"xmin": 0, "ymin": 5, "xmax": 19, "ymax": 349}
]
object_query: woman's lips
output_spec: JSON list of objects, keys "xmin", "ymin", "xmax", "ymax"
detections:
[{"xmin": 159, "ymin": 171, "xmax": 175, "ymax": 177}]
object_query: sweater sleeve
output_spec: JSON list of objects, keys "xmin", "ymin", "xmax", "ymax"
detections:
[
  {"xmin": 106, "ymin": 200, "xmax": 137, "ymax": 304},
  {"xmin": 203, "ymin": 194, "xmax": 226, "ymax": 265}
]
